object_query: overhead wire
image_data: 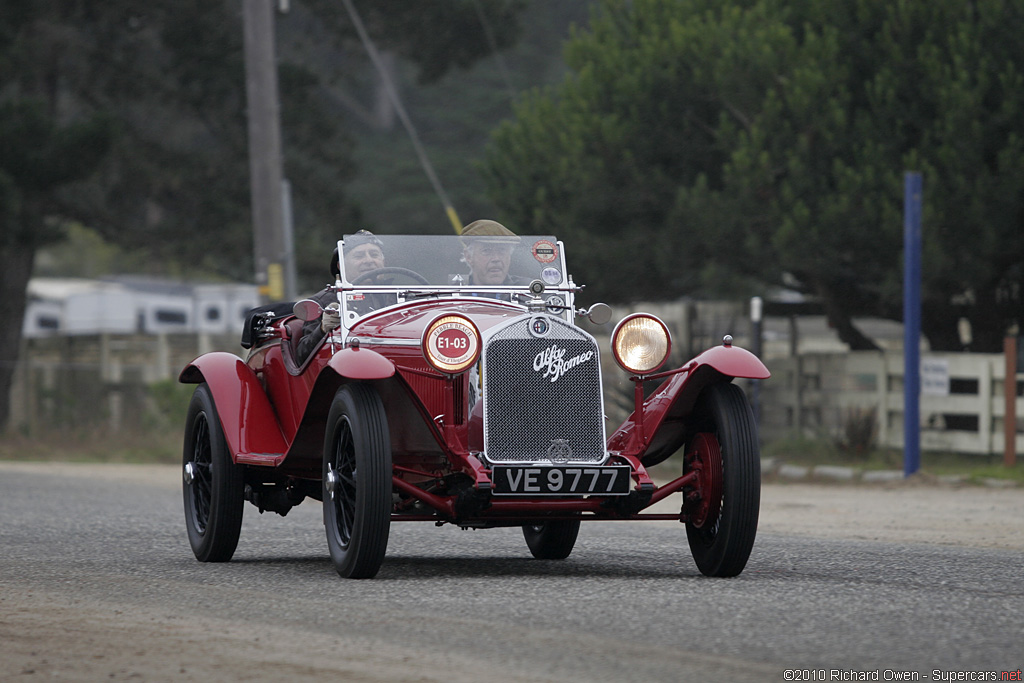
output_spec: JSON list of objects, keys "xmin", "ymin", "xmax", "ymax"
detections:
[
  {"xmin": 338, "ymin": 0, "xmax": 464, "ymax": 234},
  {"xmin": 471, "ymin": 0, "xmax": 518, "ymax": 105}
]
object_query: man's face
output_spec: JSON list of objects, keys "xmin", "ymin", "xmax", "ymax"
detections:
[
  {"xmin": 344, "ymin": 243, "xmax": 385, "ymax": 278},
  {"xmin": 465, "ymin": 241, "xmax": 513, "ymax": 285}
]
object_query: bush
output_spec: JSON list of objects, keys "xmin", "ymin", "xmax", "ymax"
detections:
[
  {"xmin": 145, "ymin": 379, "xmax": 195, "ymax": 431},
  {"xmin": 837, "ymin": 407, "xmax": 877, "ymax": 461}
]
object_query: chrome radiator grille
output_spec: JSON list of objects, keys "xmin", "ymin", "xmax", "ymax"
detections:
[{"xmin": 481, "ymin": 315, "xmax": 606, "ymax": 464}]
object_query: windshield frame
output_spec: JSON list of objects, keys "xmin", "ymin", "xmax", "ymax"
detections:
[{"xmin": 333, "ymin": 234, "xmax": 575, "ymax": 328}]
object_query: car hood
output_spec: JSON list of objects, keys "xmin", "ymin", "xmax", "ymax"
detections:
[{"xmin": 347, "ymin": 298, "xmax": 528, "ymax": 343}]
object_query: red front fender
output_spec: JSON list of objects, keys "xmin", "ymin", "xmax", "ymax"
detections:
[
  {"xmin": 296, "ymin": 345, "xmax": 396, "ymax": 421},
  {"xmin": 278, "ymin": 346, "xmax": 398, "ymax": 467},
  {"xmin": 606, "ymin": 343, "xmax": 769, "ymax": 463},
  {"xmin": 179, "ymin": 352, "xmax": 289, "ymax": 464},
  {"xmin": 325, "ymin": 345, "xmax": 396, "ymax": 380},
  {"xmin": 689, "ymin": 343, "xmax": 770, "ymax": 380}
]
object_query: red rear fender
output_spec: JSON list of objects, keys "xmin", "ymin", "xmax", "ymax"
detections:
[{"xmin": 179, "ymin": 352, "xmax": 288, "ymax": 463}]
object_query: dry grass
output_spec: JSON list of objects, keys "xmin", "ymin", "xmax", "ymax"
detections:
[{"xmin": 0, "ymin": 426, "xmax": 181, "ymax": 464}]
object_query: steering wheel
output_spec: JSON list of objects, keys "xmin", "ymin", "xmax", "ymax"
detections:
[{"xmin": 350, "ymin": 267, "xmax": 430, "ymax": 286}]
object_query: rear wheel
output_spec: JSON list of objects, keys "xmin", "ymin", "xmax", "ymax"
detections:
[
  {"xmin": 684, "ymin": 382, "xmax": 760, "ymax": 577},
  {"xmin": 523, "ymin": 520, "xmax": 581, "ymax": 560},
  {"xmin": 182, "ymin": 383, "xmax": 244, "ymax": 562},
  {"xmin": 323, "ymin": 383, "xmax": 392, "ymax": 579}
]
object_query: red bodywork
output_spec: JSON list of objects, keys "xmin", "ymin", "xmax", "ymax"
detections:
[{"xmin": 180, "ymin": 297, "xmax": 769, "ymax": 524}]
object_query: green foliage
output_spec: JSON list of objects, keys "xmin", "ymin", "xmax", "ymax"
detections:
[
  {"xmin": 486, "ymin": 0, "xmax": 801, "ymax": 303},
  {"xmin": 0, "ymin": 0, "xmax": 531, "ymax": 280},
  {"xmin": 0, "ymin": 0, "xmax": 531, "ymax": 429},
  {"xmin": 0, "ymin": 102, "xmax": 113, "ymax": 194},
  {"xmin": 146, "ymin": 379, "xmax": 196, "ymax": 432},
  {"xmin": 759, "ymin": 437, "xmax": 1024, "ymax": 484},
  {"xmin": 0, "ymin": 167, "xmax": 17, "ymax": 237},
  {"xmin": 33, "ymin": 224, "xmax": 150, "ymax": 278},
  {"xmin": 761, "ymin": 435, "xmax": 844, "ymax": 464},
  {"xmin": 303, "ymin": 0, "xmax": 526, "ymax": 84},
  {"xmin": 484, "ymin": 0, "xmax": 1024, "ymax": 350},
  {"xmin": 341, "ymin": 1, "xmax": 589, "ymax": 242}
]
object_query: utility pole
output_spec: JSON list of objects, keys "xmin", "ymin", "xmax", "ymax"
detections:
[{"xmin": 242, "ymin": 0, "xmax": 287, "ymax": 301}]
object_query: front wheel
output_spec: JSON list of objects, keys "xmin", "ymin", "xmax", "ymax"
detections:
[
  {"xmin": 523, "ymin": 520, "xmax": 581, "ymax": 560},
  {"xmin": 684, "ymin": 382, "xmax": 760, "ymax": 577},
  {"xmin": 182, "ymin": 383, "xmax": 244, "ymax": 562},
  {"xmin": 323, "ymin": 383, "xmax": 392, "ymax": 579}
]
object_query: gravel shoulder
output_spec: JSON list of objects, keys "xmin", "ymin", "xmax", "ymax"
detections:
[{"xmin": 757, "ymin": 481, "xmax": 1024, "ymax": 550}]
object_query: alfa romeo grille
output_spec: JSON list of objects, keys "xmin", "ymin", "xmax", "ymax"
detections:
[{"xmin": 481, "ymin": 315, "xmax": 607, "ymax": 464}]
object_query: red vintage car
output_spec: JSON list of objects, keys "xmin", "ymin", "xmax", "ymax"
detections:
[{"xmin": 179, "ymin": 232, "xmax": 769, "ymax": 579}]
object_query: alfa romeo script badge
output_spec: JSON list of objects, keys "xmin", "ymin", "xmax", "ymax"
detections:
[{"xmin": 547, "ymin": 439, "xmax": 572, "ymax": 463}]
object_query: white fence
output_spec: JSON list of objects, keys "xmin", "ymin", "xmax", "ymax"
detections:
[
  {"xmin": 9, "ymin": 332, "xmax": 240, "ymax": 434},
  {"xmin": 758, "ymin": 351, "xmax": 1024, "ymax": 455},
  {"xmin": 11, "ymin": 305, "xmax": 1022, "ymax": 458}
]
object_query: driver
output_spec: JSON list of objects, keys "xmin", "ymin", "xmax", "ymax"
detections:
[
  {"xmin": 295, "ymin": 230, "xmax": 385, "ymax": 363},
  {"xmin": 343, "ymin": 232, "xmax": 385, "ymax": 279}
]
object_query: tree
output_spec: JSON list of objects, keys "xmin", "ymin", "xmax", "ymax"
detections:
[
  {"xmin": 1, "ymin": 2, "xmax": 117, "ymax": 431},
  {"xmin": 483, "ymin": 0, "xmax": 1024, "ymax": 352},
  {"xmin": 0, "ymin": 0, "xmax": 526, "ymax": 430},
  {"xmin": 486, "ymin": 0, "xmax": 762, "ymax": 302}
]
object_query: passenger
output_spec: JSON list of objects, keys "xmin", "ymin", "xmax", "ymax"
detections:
[{"xmin": 460, "ymin": 220, "xmax": 530, "ymax": 288}]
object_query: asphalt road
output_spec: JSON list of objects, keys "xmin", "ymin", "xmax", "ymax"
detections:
[{"xmin": 1, "ymin": 462, "xmax": 1022, "ymax": 682}]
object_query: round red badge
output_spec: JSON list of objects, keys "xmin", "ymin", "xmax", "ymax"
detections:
[
  {"xmin": 531, "ymin": 240, "xmax": 558, "ymax": 264},
  {"xmin": 423, "ymin": 315, "xmax": 480, "ymax": 374}
]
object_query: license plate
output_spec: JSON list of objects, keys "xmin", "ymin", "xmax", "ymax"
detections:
[{"xmin": 491, "ymin": 465, "xmax": 631, "ymax": 496}]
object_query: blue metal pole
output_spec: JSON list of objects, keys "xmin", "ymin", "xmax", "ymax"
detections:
[
  {"xmin": 750, "ymin": 296, "xmax": 763, "ymax": 428},
  {"xmin": 903, "ymin": 172, "xmax": 922, "ymax": 476}
]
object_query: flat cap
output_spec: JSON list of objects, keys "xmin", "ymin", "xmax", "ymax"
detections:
[{"xmin": 460, "ymin": 220, "xmax": 519, "ymax": 244}]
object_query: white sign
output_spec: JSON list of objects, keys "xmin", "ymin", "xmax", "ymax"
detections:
[{"xmin": 921, "ymin": 357, "xmax": 950, "ymax": 396}]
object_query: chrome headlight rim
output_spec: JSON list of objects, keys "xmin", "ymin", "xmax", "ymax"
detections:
[{"xmin": 611, "ymin": 313, "xmax": 672, "ymax": 375}]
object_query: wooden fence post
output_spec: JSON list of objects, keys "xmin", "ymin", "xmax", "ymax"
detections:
[{"xmin": 1006, "ymin": 336, "xmax": 1017, "ymax": 468}]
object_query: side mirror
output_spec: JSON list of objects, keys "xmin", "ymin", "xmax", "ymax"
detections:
[
  {"xmin": 583, "ymin": 303, "xmax": 612, "ymax": 325},
  {"xmin": 293, "ymin": 299, "xmax": 324, "ymax": 322}
]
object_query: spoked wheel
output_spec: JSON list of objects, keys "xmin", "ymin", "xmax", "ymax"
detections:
[
  {"xmin": 683, "ymin": 382, "xmax": 760, "ymax": 577},
  {"xmin": 523, "ymin": 520, "xmax": 581, "ymax": 560},
  {"xmin": 182, "ymin": 383, "xmax": 244, "ymax": 562},
  {"xmin": 323, "ymin": 383, "xmax": 392, "ymax": 579}
]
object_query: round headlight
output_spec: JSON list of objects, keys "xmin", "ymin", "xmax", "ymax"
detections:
[
  {"xmin": 422, "ymin": 314, "xmax": 481, "ymax": 375},
  {"xmin": 611, "ymin": 314, "xmax": 671, "ymax": 375}
]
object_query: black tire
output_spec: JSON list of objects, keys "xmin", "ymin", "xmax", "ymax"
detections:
[
  {"xmin": 323, "ymin": 383, "xmax": 392, "ymax": 579},
  {"xmin": 684, "ymin": 382, "xmax": 760, "ymax": 577},
  {"xmin": 182, "ymin": 383, "xmax": 245, "ymax": 562},
  {"xmin": 523, "ymin": 520, "xmax": 581, "ymax": 560}
]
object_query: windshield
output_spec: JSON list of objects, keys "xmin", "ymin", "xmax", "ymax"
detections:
[{"xmin": 336, "ymin": 233, "xmax": 568, "ymax": 323}]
